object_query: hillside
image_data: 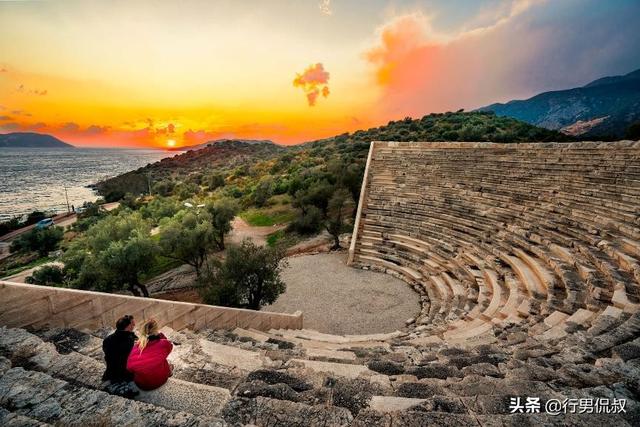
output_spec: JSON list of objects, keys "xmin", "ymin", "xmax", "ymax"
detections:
[
  {"xmin": 0, "ymin": 132, "xmax": 74, "ymax": 148},
  {"xmin": 95, "ymin": 139, "xmax": 285, "ymax": 200},
  {"xmin": 480, "ymin": 69, "xmax": 640, "ymax": 138},
  {"xmin": 169, "ymin": 138, "xmax": 275, "ymax": 152},
  {"xmin": 95, "ymin": 111, "xmax": 571, "ymax": 202}
]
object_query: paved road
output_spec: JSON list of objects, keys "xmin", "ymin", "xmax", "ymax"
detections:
[{"xmin": 0, "ymin": 202, "xmax": 120, "ymax": 242}]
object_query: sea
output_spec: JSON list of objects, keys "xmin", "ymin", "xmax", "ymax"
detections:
[{"xmin": 0, "ymin": 148, "xmax": 174, "ymax": 221}]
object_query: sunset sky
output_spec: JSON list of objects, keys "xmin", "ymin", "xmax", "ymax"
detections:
[{"xmin": 1, "ymin": 0, "xmax": 639, "ymax": 148}]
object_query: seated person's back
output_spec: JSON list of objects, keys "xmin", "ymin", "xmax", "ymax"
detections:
[
  {"xmin": 127, "ymin": 319, "xmax": 173, "ymax": 391},
  {"xmin": 102, "ymin": 314, "xmax": 136, "ymax": 383}
]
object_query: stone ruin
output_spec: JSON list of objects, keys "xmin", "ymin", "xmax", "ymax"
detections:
[{"xmin": 0, "ymin": 140, "xmax": 639, "ymax": 426}]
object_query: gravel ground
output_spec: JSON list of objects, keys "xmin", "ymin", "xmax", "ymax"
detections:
[{"xmin": 263, "ymin": 252, "xmax": 421, "ymax": 335}]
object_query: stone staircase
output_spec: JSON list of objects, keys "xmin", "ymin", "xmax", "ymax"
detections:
[{"xmin": 1, "ymin": 313, "xmax": 638, "ymax": 425}]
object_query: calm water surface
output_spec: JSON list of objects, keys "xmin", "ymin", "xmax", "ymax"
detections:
[{"xmin": 0, "ymin": 148, "xmax": 174, "ymax": 221}]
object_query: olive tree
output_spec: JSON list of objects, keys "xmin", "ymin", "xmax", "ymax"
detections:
[
  {"xmin": 206, "ymin": 198, "xmax": 238, "ymax": 250},
  {"xmin": 200, "ymin": 239, "xmax": 287, "ymax": 310},
  {"xmin": 158, "ymin": 209, "xmax": 217, "ymax": 277},
  {"xmin": 325, "ymin": 188, "xmax": 355, "ymax": 250},
  {"xmin": 62, "ymin": 212, "xmax": 156, "ymax": 297}
]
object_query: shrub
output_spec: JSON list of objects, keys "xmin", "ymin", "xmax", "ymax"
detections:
[{"xmin": 26, "ymin": 264, "xmax": 65, "ymax": 286}]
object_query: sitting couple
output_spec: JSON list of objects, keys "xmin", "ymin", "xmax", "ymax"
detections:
[{"xmin": 101, "ymin": 315, "xmax": 174, "ymax": 397}]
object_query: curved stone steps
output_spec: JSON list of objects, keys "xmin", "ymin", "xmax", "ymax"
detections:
[
  {"xmin": 0, "ymin": 367, "xmax": 222, "ymax": 426},
  {"xmin": 269, "ymin": 328, "xmax": 404, "ymax": 344},
  {"xmin": 0, "ymin": 327, "xmax": 231, "ymax": 417}
]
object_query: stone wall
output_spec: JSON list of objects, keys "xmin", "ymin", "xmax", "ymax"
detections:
[
  {"xmin": 0, "ymin": 280, "xmax": 303, "ymax": 332},
  {"xmin": 349, "ymin": 140, "xmax": 640, "ymax": 333}
]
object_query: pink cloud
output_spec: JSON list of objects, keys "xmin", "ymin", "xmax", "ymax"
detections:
[
  {"xmin": 365, "ymin": 2, "xmax": 640, "ymax": 118},
  {"xmin": 293, "ymin": 63, "xmax": 331, "ymax": 106}
]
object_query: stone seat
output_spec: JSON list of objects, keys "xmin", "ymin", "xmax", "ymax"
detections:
[
  {"xmin": 0, "ymin": 327, "xmax": 231, "ymax": 418},
  {"xmin": 0, "ymin": 367, "xmax": 222, "ymax": 426},
  {"xmin": 481, "ymin": 269, "xmax": 505, "ymax": 319},
  {"xmin": 501, "ymin": 253, "xmax": 547, "ymax": 300},
  {"xmin": 270, "ymin": 328, "xmax": 404, "ymax": 344},
  {"xmin": 540, "ymin": 308, "xmax": 597, "ymax": 341},
  {"xmin": 357, "ymin": 253, "xmax": 424, "ymax": 283}
]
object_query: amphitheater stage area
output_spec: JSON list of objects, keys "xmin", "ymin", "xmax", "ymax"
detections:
[{"xmin": 263, "ymin": 252, "xmax": 421, "ymax": 335}]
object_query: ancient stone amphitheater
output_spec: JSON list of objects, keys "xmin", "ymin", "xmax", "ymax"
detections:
[{"xmin": 1, "ymin": 141, "xmax": 640, "ymax": 426}]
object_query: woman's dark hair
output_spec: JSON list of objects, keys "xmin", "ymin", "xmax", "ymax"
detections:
[{"xmin": 116, "ymin": 315, "xmax": 134, "ymax": 331}]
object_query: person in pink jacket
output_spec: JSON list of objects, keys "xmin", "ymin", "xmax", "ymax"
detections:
[{"xmin": 126, "ymin": 319, "xmax": 173, "ymax": 391}]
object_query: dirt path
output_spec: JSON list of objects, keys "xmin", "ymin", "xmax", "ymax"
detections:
[{"xmin": 226, "ymin": 217, "xmax": 286, "ymax": 247}]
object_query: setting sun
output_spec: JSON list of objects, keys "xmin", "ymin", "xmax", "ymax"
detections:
[{"xmin": 167, "ymin": 139, "xmax": 176, "ymax": 148}]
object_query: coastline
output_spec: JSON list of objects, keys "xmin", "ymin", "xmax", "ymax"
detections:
[{"xmin": 0, "ymin": 147, "xmax": 172, "ymax": 221}]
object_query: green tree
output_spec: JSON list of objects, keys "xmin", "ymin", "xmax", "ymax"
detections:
[
  {"xmin": 289, "ymin": 205, "xmax": 323, "ymax": 234},
  {"xmin": 139, "ymin": 196, "xmax": 181, "ymax": 224},
  {"xmin": 200, "ymin": 239, "xmax": 287, "ymax": 310},
  {"xmin": 72, "ymin": 202, "xmax": 107, "ymax": 232},
  {"xmin": 26, "ymin": 264, "xmax": 65, "ymax": 286},
  {"xmin": 206, "ymin": 198, "xmax": 239, "ymax": 250},
  {"xmin": 120, "ymin": 193, "xmax": 140, "ymax": 210},
  {"xmin": 174, "ymin": 182, "xmax": 200, "ymax": 200},
  {"xmin": 206, "ymin": 173, "xmax": 225, "ymax": 190},
  {"xmin": 152, "ymin": 180, "xmax": 175, "ymax": 197},
  {"xmin": 325, "ymin": 188, "xmax": 355, "ymax": 250},
  {"xmin": 158, "ymin": 210, "xmax": 217, "ymax": 277},
  {"xmin": 11, "ymin": 226, "xmax": 64, "ymax": 256},
  {"xmin": 252, "ymin": 177, "xmax": 274, "ymax": 207},
  {"xmin": 62, "ymin": 212, "xmax": 155, "ymax": 296},
  {"xmin": 101, "ymin": 235, "xmax": 156, "ymax": 296}
]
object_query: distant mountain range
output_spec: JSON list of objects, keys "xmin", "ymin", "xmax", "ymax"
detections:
[
  {"xmin": 479, "ymin": 68, "xmax": 640, "ymax": 138},
  {"xmin": 0, "ymin": 132, "xmax": 74, "ymax": 148},
  {"xmin": 169, "ymin": 138, "xmax": 274, "ymax": 151}
]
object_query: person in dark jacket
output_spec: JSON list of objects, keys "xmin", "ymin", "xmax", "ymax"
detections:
[
  {"xmin": 102, "ymin": 315, "xmax": 138, "ymax": 397},
  {"xmin": 127, "ymin": 318, "xmax": 173, "ymax": 391}
]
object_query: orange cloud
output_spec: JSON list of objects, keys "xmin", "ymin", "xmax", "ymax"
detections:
[
  {"xmin": 16, "ymin": 83, "xmax": 48, "ymax": 96},
  {"xmin": 293, "ymin": 63, "xmax": 330, "ymax": 106}
]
